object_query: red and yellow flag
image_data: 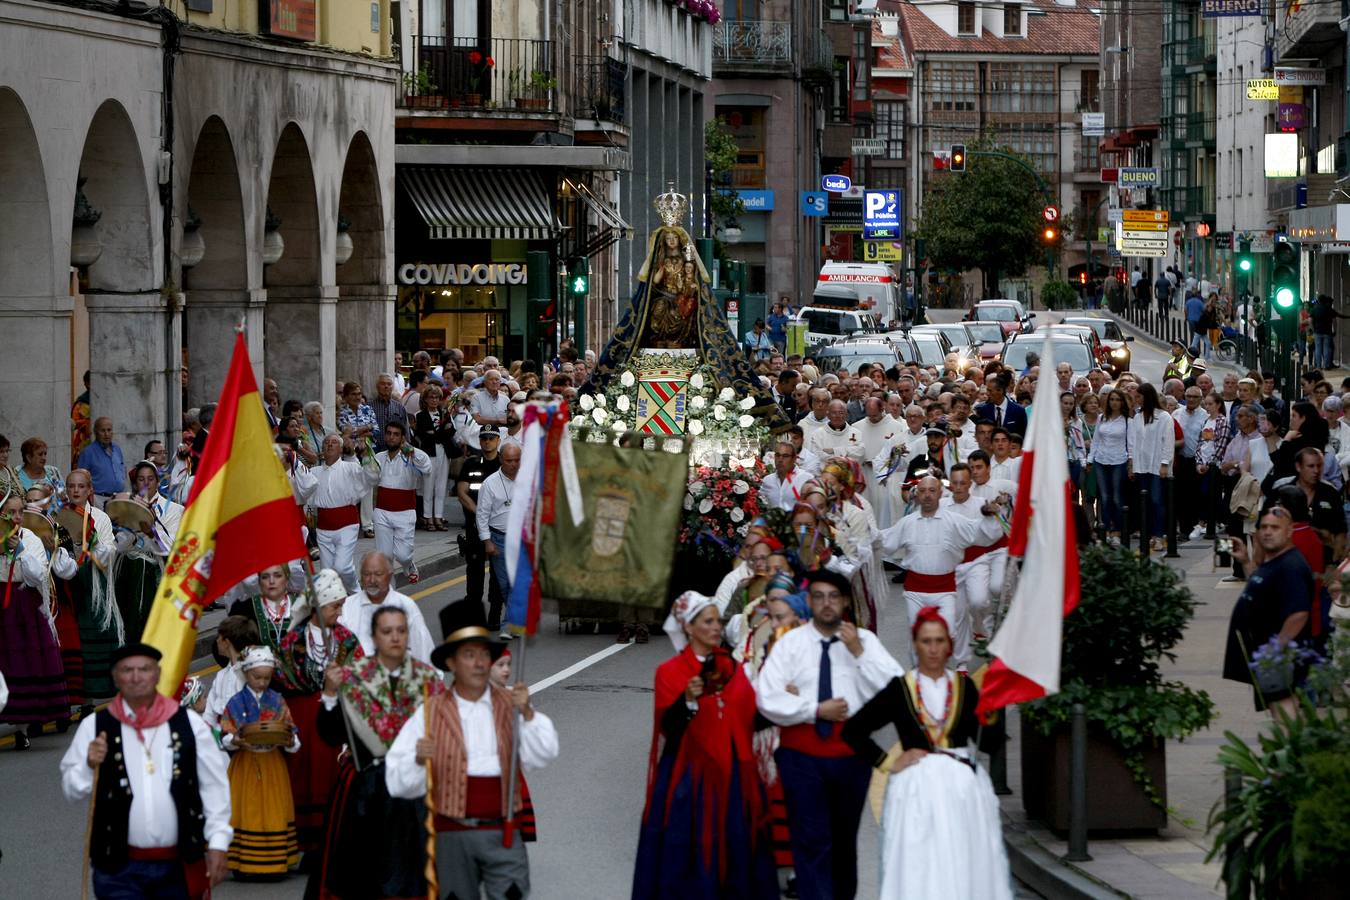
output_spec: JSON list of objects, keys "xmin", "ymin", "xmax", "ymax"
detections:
[{"xmin": 143, "ymin": 332, "xmax": 308, "ymax": 694}]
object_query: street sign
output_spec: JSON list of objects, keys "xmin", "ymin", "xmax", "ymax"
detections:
[
  {"xmin": 1120, "ymin": 238, "xmax": 1169, "ymax": 250},
  {"xmin": 1247, "ymin": 79, "xmax": 1278, "ymax": 100},
  {"xmin": 1120, "ymin": 248, "xmax": 1168, "ymax": 258},
  {"xmin": 822, "ymin": 174, "xmax": 851, "ymax": 193},
  {"xmin": 801, "ymin": 191, "xmax": 828, "ymax": 217},
  {"xmin": 1043, "ymin": 205, "xmax": 1061, "ymax": 223},
  {"xmin": 851, "ymin": 138, "xmax": 886, "ymax": 156},
  {"xmin": 863, "ymin": 241, "xmax": 903, "ymax": 262},
  {"xmin": 1122, "ymin": 209, "xmax": 1169, "ymax": 224},
  {"xmin": 1119, "ymin": 223, "xmax": 1169, "ymax": 234},
  {"xmin": 1118, "ymin": 168, "xmax": 1161, "ymax": 188},
  {"xmin": 1274, "ymin": 67, "xmax": 1326, "ymax": 86},
  {"xmin": 1082, "ymin": 112, "xmax": 1105, "ymax": 137},
  {"xmin": 863, "ymin": 189, "xmax": 902, "ymax": 242}
]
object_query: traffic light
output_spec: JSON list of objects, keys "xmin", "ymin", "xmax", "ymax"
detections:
[
  {"xmin": 567, "ymin": 257, "xmax": 589, "ymax": 296},
  {"xmin": 1042, "ymin": 226, "xmax": 1059, "ymax": 243},
  {"xmin": 1271, "ymin": 240, "xmax": 1297, "ymax": 310},
  {"xmin": 950, "ymin": 144, "xmax": 966, "ymax": 172},
  {"xmin": 1078, "ymin": 271, "xmax": 1087, "ymax": 286},
  {"xmin": 1235, "ymin": 239, "xmax": 1253, "ymax": 298}
]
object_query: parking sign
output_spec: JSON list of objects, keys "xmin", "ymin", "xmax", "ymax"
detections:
[{"xmin": 863, "ymin": 189, "xmax": 902, "ymax": 241}]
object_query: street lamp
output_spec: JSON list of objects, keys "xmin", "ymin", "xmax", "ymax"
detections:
[
  {"xmin": 262, "ymin": 206, "xmax": 285, "ymax": 266},
  {"xmin": 181, "ymin": 207, "xmax": 205, "ymax": 270},
  {"xmin": 71, "ymin": 176, "xmax": 103, "ymax": 268},
  {"xmin": 335, "ymin": 215, "xmax": 354, "ymax": 266}
]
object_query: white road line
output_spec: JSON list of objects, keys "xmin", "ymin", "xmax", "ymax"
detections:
[{"xmin": 529, "ymin": 642, "xmax": 632, "ymax": 694}]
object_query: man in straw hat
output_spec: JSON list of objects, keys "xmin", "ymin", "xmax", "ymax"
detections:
[
  {"xmin": 60, "ymin": 642, "xmax": 232, "ymax": 897},
  {"xmin": 386, "ymin": 599, "xmax": 559, "ymax": 899}
]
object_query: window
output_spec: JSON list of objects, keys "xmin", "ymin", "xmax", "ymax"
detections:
[
  {"xmin": 1079, "ymin": 69, "xmax": 1099, "ymax": 111},
  {"xmin": 1236, "ymin": 148, "xmax": 1243, "ymax": 196},
  {"xmin": 958, "ymin": 1, "xmax": 976, "ymax": 34},
  {"xmin": 926, "ymin": 61, "xmax": 978, "ymax": 113},
  {"xmin": 1003, "ymin": 4, "xmax": 1021, "ymax": 35},
  {"xmin": 997, "ymin": 122, "xmax": 1056, "ymax": 175},
  {"xmin": 875, "ymin": 101, "xmax": 907, "ymax": 159},
  {"xmin": 831, "ymin": 57, "xmax": 850, "ymax": 122},
  {"xmin": 853, "ymin": 28, "xmax": 869, "ymax": 102},
  {"xmin": 1077, "ymin": 135, "xmax": 1099, "ymax": 172},
  {"xmin": 988, "ymin": 63, "xmax": 1055, "ymax": 114}
]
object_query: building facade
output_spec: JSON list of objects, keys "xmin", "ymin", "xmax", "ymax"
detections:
[{"xmin": 1, "ymin": 0, "xmax": 395, "ymax": 467}]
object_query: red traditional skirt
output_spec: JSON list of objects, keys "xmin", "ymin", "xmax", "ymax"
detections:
[
  {"xmin": 53, "ymin": 579, "xmax": 84, "ymax": 706},
  {"xmin": 285, "ymin": 691, "xmax": 344, "ymax": 854}
]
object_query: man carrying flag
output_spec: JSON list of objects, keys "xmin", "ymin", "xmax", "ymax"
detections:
[
  {"xmin": 138, "ymin": 330, "xmax": 311, "ymax": 696},
  {"xmin": 976, "ymin": 332, "xmax": 1080, "ymax": 723}
]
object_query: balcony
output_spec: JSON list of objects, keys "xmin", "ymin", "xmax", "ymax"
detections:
[
  {"xmin": 713, "ymin": 20, "xmax": 793, "ymax": 73},
  {"xmin": 1278, "ymin": 2, "xmax": 1342, "ymax": 59},
  {"xmin": 399, "ymin": 37, "xmax": 558, "ymax": 117},
  {"xmin": 572, "ymin": 56, "xmax": 628, "ymax": 125},
  {"xmin": 1184, "ymin": 112, "xmax": 1215, "ymax": 145},
  {"xmin": 1168, "ymin": 33, "xmax": 1216, "ymax": 71},
  {"xmin": 1166, "ymin": 184, "xmax": 1216, "ymax": 221}
]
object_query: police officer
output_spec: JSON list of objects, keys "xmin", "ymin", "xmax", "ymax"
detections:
[{"xmin": 455, "ymin": 426, "xmax": 503, "ymax": 616}]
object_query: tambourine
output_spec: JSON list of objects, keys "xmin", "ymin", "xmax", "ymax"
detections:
[
  {"xmin": 240, "ymin": 720, "xmax": 294, "ymax": 746},
  {"xmin": 54, "ymin": 506, "xmax": 89, "ymax": 541},
  {"xmin": 105, "ymin": 498, "xmax": 154, "ymax": 533},
  {"xmin": 21, "ymin": 510, "xmax": 57, "ymax": 551}
]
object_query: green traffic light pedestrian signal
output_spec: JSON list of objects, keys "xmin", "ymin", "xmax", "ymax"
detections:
[
  {"xmin": 568, "ymin": 258, "xmax": 590, "ymax": 296},
  {"xmin": 1271, "ymin": 240, "xmax": 1298, "ymax": 310},
  {"xmin": 1237, "ymin": 256, "xmax": 1253, "ymax": 273}
]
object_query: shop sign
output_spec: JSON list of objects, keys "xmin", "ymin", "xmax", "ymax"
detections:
[
  {"xmin": 261, "ymin": 0, "xmax": 316, "ymax": 41},
  {"xmin": 397, "ymin": 262, "xmax": 528, "ymax": 286},
  {"xmin": 1118, "ymin": 167, "xmax": 1160, "ymax": 188},
  {"xmin": 1274, "ymin": 67, "xmax": 1326, "ymax": 87},
  {"xmin": 1201, "ymin": 0, "xmax": 1259, "ymax": 16},
  {"xmin": 1246, "ymin": 79, "xmax": 1278, "ymax": 100}
]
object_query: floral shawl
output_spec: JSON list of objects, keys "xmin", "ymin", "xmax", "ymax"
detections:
[
  {"xmin": 275, "ymin": 619, "xmax": 363, "ymax": 695},
  {"xmin": 335, "ymin": 656, "xmax": 445, "ymax": 757},
  {"xmin": 220, "ymin": 686, "xmax": 295, "ymax": 740}
]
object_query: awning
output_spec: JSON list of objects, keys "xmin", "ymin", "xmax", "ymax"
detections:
[
  {"xmin": 400, "ymin": 167, "xmax": 561, "ymax": 240},
  {"xmin": 565, "ymin": 177, "xmax": 633, "ymax": 257}
]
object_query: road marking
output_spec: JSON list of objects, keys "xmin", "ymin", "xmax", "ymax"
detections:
[
  {"xmin": 529, "ymin": 643, "xmax": 632, "ymax": 694},
  {"xmin": 410, "ymin": 573, "xmax": 466, "ymax": 601}
]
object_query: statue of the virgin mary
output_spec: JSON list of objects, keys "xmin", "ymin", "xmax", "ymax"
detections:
[{"xmin": 584, "ymin": 188, "xmax": 789, "ymax": 432}]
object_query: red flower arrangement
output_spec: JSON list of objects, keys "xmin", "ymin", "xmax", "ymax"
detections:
[{"xmin": 679, "ymin": 463, "xmax": 766, "ymax": 561}]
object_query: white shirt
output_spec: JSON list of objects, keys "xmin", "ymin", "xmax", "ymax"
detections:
[
  {"xmin": 476, "ymin": 470, "xmax": 516, "ymax": 539},
  {"xmin": 67, "ymin": 504, "xmax": 116, "ymax": 572},
  {"xmin": 377, "ymin": 446, "xmax": 433, "ymax": 490},
  {"xmin": 807, "ymin": 422, "xmax": 866, "ymax": 462},
  {"xmin": 314, "ymin": 457, "xmax": 380, "ymax": 510},
  {"xmin": 1173, "ymin": 405, "xmax": 1208, "ymax": 458},
  {"xmin": 203, "ymin": 662, "xmax": 242, "ymax": 728},
  {"xmin": 338, "ymin": 588, "xmax": 436, "ymax": 664},
  {"xmin": 5, "ymin": 529, "xmax": 76, "ymax": 589},
  {"xmin": 1128, "ymin": 410, "xmax": 1175, "ymax": 475},
  {"xmin": 760, "ymin": 467, "xmax": 814, "ymax": 512},
  {"xmin": 756, "ymin": 624, "xmax": 903, "ymax": 727},
  {"xmin": 288, "ymin": 459, "xmax": 318, "ymax": 506},
  {"xmin": 852, "ymin": 415, "xmax": 900, "ymax": 463},
  {"xmin": 385, "ymin": 690, "xmax": 560, "ymax": 798},
  {"xmin": 989, "ymin": 455, "xmax": 1022, "ymax": 483},
  {"xmin": 1088, "ymin": 415, "xmax": 1130, "ymax": 465},
  {"xmin": 61, "ymin": 699, "xmax": 233, "ymax": 852},
  {"xmin": 471, "ymin": 391, "xmax": 509, "ymax": 424},
  {"xmin": 880, "ymin": 508, "xmax": 1003, "ymax": 576},
  {"xmin": 798, "ymin": 413, "xmax": 829, "ymax": 441},
  {"xmin": 971, "ymin": 477, "xmax": 1018, "ymax": 505}
]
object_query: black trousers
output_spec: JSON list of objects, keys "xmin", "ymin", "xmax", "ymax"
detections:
[
  {"xmin": 1173, "ymin": 455, "xmax": 1199, "ymax": 533},
  {"xmin": 458, "ymin": 510, "xmax": 504, "ymax": 627}
]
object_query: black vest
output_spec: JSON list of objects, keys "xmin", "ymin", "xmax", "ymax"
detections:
[{"xmin": 90, "ymin": 707, "xmax": 207, "ymax": 873}]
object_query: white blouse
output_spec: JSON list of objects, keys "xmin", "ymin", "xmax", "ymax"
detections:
[
  {"xmin": 1128, "ymin": 410, "xmax": 1176, "ymax": 475},
  {"xmin": 1088, "ymin": 415, "xmax": 1130, "ymax": 466}
]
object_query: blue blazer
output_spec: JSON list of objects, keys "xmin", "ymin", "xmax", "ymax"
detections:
[{"xmin": 973, "ymin": 400, "xmax": 1028, "ymax": 437}]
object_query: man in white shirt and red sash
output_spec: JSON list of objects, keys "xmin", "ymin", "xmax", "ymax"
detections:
[
  {"xmin": 60, "ymin": 642, "xmax": 232, "ymax": 897},
  {"xmin": 756, "ymin": 569, "xmax": 903, "ymax": 900},
  {"xmin": 965, "ymin": 450, "xmax": 1019, "ymax": 640},
  {"xmin": 760, "ymin": 441, "xmax": 814, "ymax": 512},
  {"xmin": 939, "ymin": 462, "xmax": 1015, "ymax": 662},
  {"xmin": 373, "ymin": 421, "xmax": 432, "ymax": 584},
  {"xmin": 313, "ymin": 433, "xmax": 380, "ymax": 593},
  {"xmin": 881, "ymin": 475, "xmax": 1009, "ymax": 667}
]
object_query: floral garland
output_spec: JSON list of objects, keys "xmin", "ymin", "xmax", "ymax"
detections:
[
  {"xmin": 668, "ymin": 0, "xmax": 721, "ymax": 24},
  {"xmin": 679, "ymin": 464, "xmax": 764, "ymax": 559},
  {"xmin": 571, "ymin": 363, "xmax": 772, "ymax": 445}
]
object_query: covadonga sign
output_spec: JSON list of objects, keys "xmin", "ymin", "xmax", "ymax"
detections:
[{"xmin": 398, "ymin": 263, "xmax": 528, "ymax": 286}]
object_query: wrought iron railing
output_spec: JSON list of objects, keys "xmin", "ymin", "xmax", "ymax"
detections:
[
  {"xmin": 712, "ymin": 20, "xmax": 792, "ymax": 64},
  {"xmin": 400, "ymin": 36, "xmax": 556, "ymax": 113},
  {"xmin": 572, "ymin": 55, "xmax": 628, "ymax": 123}
]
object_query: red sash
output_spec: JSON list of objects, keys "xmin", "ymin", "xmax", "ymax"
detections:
[
  {"xmin": 435, "ymin": 776, "xmax": 504, "ymax": 831},
  {"xmin": 777, "ymin": 722, "xmax": 855, "ymax": 758},
  {"xmin": 126, "ymin": 848, "xmax": 207, "ymax": 898},
  {"xmin": 962, "ymin": 535, "xmax": 1009, "ymax": 563},
  {"xmin": 905, "ymin": 571, "xmax": 957, "ymax": 593},
  {"xmin": 315, "ymin": 505, "xmax": 359, "ymax": 530},
  {"xmin": 375, "ymin": 488, "xmax": 417, "ymax": 512}
]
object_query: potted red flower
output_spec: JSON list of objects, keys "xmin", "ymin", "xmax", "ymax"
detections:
[{"xmin": 464, "ymin": 51, "xmax": 494, "ymax": 106}]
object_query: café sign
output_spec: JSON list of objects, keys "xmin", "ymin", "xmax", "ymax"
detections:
[{"xmin": 398, "ymin": 263, "xmax": 529, "ymax": 286}]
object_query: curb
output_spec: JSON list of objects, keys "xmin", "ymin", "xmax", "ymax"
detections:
[
  {"xmin": 188, "ymin": 548, "xmax": 468, "ymax": 664},
  {"xmin": 1004, "ymin": 828, "xmax": 1129, "ymax": 900}
]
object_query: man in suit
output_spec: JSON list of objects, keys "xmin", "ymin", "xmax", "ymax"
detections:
[{"xmin": 973, "ymin": 372, "xmax": 1027, "ymax": 437}]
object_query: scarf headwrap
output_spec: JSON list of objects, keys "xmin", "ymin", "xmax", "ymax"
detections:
[{"xmin": 663, "ymin": 591, "xmax": 718, "ymax": 652}]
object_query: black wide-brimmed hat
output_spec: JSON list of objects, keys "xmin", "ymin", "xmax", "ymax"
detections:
[{"xmin": 432, "ymin": 599, "xmax": 508, "ymax": 670}]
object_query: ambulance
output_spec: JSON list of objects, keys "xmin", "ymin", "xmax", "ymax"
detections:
[{"xmin": 792, "ymin": 262, "xmax": 900, "ymax": 349}]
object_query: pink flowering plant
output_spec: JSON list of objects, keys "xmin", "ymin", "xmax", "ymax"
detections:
[{"xmin": 679, "ymin": 463, "xmax": 765, "ymax": 561}]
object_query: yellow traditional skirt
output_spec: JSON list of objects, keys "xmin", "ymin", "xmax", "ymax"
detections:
[{"xmin": 227, "ymin": 748, "xmax": 300, "ymax": 875}]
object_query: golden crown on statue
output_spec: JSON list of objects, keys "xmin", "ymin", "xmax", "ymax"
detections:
[{"xmin": 654, "ymin": 185, "xmax": 689, "ymax": 227}]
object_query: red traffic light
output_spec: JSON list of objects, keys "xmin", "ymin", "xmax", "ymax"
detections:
[
  {"xmin": 1043, "ymin": 227, "xmax": 1058, "ymax": 242},
  {"xmin": 1078, "ymin": 272, "xmax": 1087, "ymax": 285}
]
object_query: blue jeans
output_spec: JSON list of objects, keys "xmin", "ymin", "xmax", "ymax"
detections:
[
  {"xmin": 775, "ymin": 748, "xmax": 871, "ymax": 900},
  {"xmin": 1314, "ymin": 333, "xmax": 1334, "ymax": 368},
  {"xmin": 92, "ymin": 859, "xmax": 188, "ymax": 899},
  {"xmin": 1188, "ymin": 323, "xmax": 1204, "ymax": 356},
  {"xmin": 488, "ymin": 530, "xmax": 509, "ymax": 629},
  {"xmin": 1134, "ymin": 472, "xmax": 1167, "ymax": 539},
  {"xmin": 1096, "ymin": 462, "xmax": 1128, "ymax": 534}
]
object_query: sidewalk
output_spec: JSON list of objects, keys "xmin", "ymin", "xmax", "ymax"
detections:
[
  {"xmin": 1092, "ymin": 305, "xmax": 1245, "ymax": 382},
  {"xmin": 1003, "ymin": 536, "xmax": 1268, "ymax": 899}
]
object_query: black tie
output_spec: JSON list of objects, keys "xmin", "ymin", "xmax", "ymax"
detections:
[
  {"xmin": 995, "ymin": 405, "xmax": 1003, "ymax": 426},
  {"xmin": 816, "ymin": 637, "xmax": 839, "ymax": 738}
]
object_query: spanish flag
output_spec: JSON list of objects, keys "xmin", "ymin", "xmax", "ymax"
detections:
[{"xmin": 143, "ymin": 332, "xmax": 308, "ymax": 694}]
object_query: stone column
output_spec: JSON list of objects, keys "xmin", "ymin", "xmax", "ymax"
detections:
[
  {"xmin": 183, "ymin": 288, "xmax": 266, "ymax": 409},
  {"xmin": 337, "ymin": 284, "xmax": 394, "ymax": 405},
  {"xmin": 0, "ymin": 296, "xmax": 74, "ymax": 466},
  {"xmin": 85, "ymin": 290, "xmax": 180, "ymax": 464},
  {"xmin": 264, "ymin": 285, "xmax": 337, "ymax": 419}
]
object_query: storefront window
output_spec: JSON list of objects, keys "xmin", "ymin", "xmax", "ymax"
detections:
[{"xmin": 396, "ymin": 280, "xmax": 523, "ymax": 364}]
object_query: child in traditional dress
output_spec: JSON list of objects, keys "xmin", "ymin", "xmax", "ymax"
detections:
[
  {"xmin": 203, "ymin": 615, "xmax": 260, "ymax": 728},
  {"xmin": 219, "ymin": 646, "xmax": 301, "ymax": 879}
]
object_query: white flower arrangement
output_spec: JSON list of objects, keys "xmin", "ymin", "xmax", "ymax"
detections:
[
  {"xmin": 718, "ymin": 387, "xmax": 735, "ymax": 402},
  {"xmin": 690, "ymin": 372, "xmax": 704, "ymax": 389},
  {"xmin": 739, "ymin": 397, "xmax": 755, "ymax": 410},
  {"xmin": 617, "ymin": 395, "xmax": 631, "ymax": 412},
  {"xmin": 714, "ymin": 405, "xmax": 727, "ymax": 421},
  {"xmin": 691, "ymin": 396, "xmax": 707, "ymax": 411},
  {"xmin": 729, "ymin": 507, "xmax": 744, "ymax": 523},
  {"xmin": 620, "ymin": 370, "xmax": 636, "ymax": 387},
  {"xmin": 738, "ymin": 414, "xmax": 754, "ymax": 428},
  {"xmin": 689, "ymin": 420, "xmax": 705, "ymax": 436},
  {"xmin": 732, "ymin": 479, "xmax": 749, "ymax": 495},
  {"xmin": 697, "ymin": 498, "xmax": 714, "ymax": 514},
  {"xmin": 579, "ymin": 394, "xmax": 595, "ymax": 411},
  {"xmin": 592, "ymin": 408, "xmax": 608, "ymax": 425}
]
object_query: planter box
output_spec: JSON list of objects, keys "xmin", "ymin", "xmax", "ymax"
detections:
[
  {"xmin": 1021, "ymin": 723, "xmax": 1167, "ymax": 834},
  {"xmin": 403, "ymin": 95, "xmax": 446, "ymax": 109},
  {"xmin": 514, "ymin": 97, "xmax": 548, "ymax": 110}
]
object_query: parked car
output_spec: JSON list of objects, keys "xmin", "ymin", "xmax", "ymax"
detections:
[
  {"xmin": 999, "ymin": 333, "xmax": 1096, "ymax": 380},
  {"xmin": 813, "ymin": 334, "xmax": 919, "ymax": 375},
  {"xmin": 1052, "ymin": 324, "xmax": 1108, "ymax": 371},
  {"xmin": 967, "ymin": 299, "xmax": 1035, "ymax": 337},
  {"xmin": 909, "ymin": 323, "xmax": 979, "ymax": 371},
  {"xmin": 962, "ymin": 321, "xmax": 1009, "ymax": 366},
  {"xmin": 793, "ymin": 305, "xmax": 883, "ymax": 350},
  {"xmin": 1061, "ymin": 316, "xmax": 1134, "ymax": 375},
  {"xmin": 904, "ymin": 330, "xmax": 955, "ymax": 370}
]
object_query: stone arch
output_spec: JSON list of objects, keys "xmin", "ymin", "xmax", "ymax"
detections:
[
  {"xmin": 77, "ymin": 99, "xmax": 155, "ymax": 292},
  {"xmin": 0, "ymin": 87, "xmax": 65, "ymax": 462},
  {"xmin": 182, "ymin": 115, "xmax": 249, "ymax": 408},
  {"xmin": 337, "ymin": 130, "xmax": 385, "ymax": 287},
  {"xmin": 263, "ymin": 122, "xmax": 321, "ymax": 287}
]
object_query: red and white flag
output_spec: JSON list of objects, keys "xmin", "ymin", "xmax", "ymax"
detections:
[{"xmin": 976, "ymin": 332, "xmax": 1080, "ymax": 721}]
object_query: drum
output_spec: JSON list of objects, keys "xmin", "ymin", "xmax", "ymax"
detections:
[
  {"xmin": 55, "ymin": 506, "xmax": 89, "ymax": 542},
  {"xmin": 105, "ymin": 498, "xmax": 154, "ymax": 534},
  {"xmin": 21, "ymin": 510, "xmax": 57, "ymax": 551},
  {"xmin": 241, "ymin": 720, "xmax": 294, "ymax": 747}
]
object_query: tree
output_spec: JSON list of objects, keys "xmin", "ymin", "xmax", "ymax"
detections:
[
  {"xmin": 916, "ymin": 141, "xmax": 1047, "ymax": 299},
  {"xmin": 705, "ymin": 117, "xmax": 745, "ymax": 239}
]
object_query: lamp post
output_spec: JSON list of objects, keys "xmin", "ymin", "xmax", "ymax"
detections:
[
  {"xmin": 262, "ymin": 207, "xmax": 285, "ymax": 266},
  {"xmin": 181, "ymin": 207, "xmax": 206, "ymax": 270},
  {"xmin": 71, "ymin": 176, "xmax": 104, "ymax": 269}
]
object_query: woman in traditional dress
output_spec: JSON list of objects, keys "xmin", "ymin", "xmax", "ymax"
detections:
[
  {"xmin": 841, "ymin": 607, "xmax": 1012, "ymax": 900},
  {"xmin": 726, "ymin": 571, "xmax": 798, "ymax": 679},
  {"xmin": 219, "ymin": 645, "xmax": 302, "ymax": 878},
  {"xmin": 111, "ymin": 460, "xmax": 183, "ymax": 642},
  {"xmin": 309, "ymin": 605, "xmax": 446, "ymax": 900},
  {"xmin": 274, "ymin": 569, "xmax": 363, "ymax": 859},
  {"xmin": 0, "ymin": 491, "xmax": 74, "ymax": 749},
  {"xmin": 632, "ymin": 591, "xmax": 779, "ymax": 900},
  {"xmin": 229, "ymin": 564, "xmax": 298, "ymax": 657}
]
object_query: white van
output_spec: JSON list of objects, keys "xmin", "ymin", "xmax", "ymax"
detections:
[
  {"xmin": 793, "ymin": 306, "xmax": 882, "ymax": 349},
  {"xmin": 814, "ymin": 261, "xmax": 902, "ymax": 324}
]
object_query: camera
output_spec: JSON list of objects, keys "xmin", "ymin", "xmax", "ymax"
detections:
[{"xmin": 1215, "ymin": 538, "xmax": 1232, "ymax": 568}]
